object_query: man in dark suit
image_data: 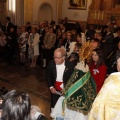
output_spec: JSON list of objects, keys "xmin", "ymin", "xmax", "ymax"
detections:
[
  {"xmin": 102, "ymin": 26, "xmax": 114, "ymax": 60},
  {"xmin": 6, "ymin": 16, "xmax": 14, "ymax": 36},
  {"xmin": 50, "ymin": 20, "xmax": 59, "ymax": 34},
  {"xmin": 37, "ymin": 22, "xmax": 46, "ymax": 65},
  {"xmin": 38, "ymin": 22, "xmax": 46, "ymax": 45},
  {"xmin": 47, "ymin": 48, "xmax": 75, "ymax": 110},
  {"xmin": 26, "ymin": 21, "xmax": 31, "ymax": 34}
]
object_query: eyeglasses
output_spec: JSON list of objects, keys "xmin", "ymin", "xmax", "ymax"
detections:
[{"xmin": 53, "ymin": 56, "xmax": 63, "ymax": 59}]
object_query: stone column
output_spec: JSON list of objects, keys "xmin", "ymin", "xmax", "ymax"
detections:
[
  {"xmin": 24, "ymin": 0, "xmax": 33, "ymax": 24},
  {"xmin": 57, "ymin": 0, "xmax": 63, "ymax": 24},
  {"xmin": 106, "ymin": 0, "xmax": 113, "ymax": 10},
  {"xmin": 0, "ymin": 0, "xmax": 7, "ymax": 24}
]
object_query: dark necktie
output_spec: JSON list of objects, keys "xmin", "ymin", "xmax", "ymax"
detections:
[{"xmin": 66, "ymin": 40, "xmax": 70, "ymax": 49}]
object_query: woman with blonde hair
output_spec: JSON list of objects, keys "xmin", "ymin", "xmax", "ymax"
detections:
[
  {"xmin": 18, "ymin": 26, "xmax": 28, "ymax": 65},
  {"xmin": 28, "ymin": 27, "xmax": 39, "ymax": 67}
]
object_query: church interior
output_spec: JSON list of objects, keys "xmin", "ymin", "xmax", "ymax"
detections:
[{"xmin": 0, "ymin": 0, "xmax": 120, "ymax": 120}]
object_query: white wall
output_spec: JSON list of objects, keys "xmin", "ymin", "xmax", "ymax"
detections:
[
  {"xmin": 16, "ymin": 0, "xmax": 24, "ymax": 25},
  {"xmin": 6, "ymin": 0, "xmax": 24, "ymax": 26},
  {"xmin": 33, "ymin": 0, "xmax": 57, "ymax": 24},
  {"xmin": 9, "ymin": 0, "xmax": 91, "ymax": 25},
  {"xmin": 62, "ymin": 0, "xmax": 92, "ymax": 21},
  {"xmin": 32, "ymin": 0, "xmax": 92, "ymax": 24}
]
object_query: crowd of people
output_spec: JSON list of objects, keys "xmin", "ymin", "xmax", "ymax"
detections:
[
  {"xmin": 1, "ymin": 16, "xmax": 120, "ymax": 120},
  {"xmin": 0, "ymin": 16, "xmax": 119, "ymax": 70},
  {"xmin": 0, "ymin": 16, "xmax": 83, "ymax": 68}
]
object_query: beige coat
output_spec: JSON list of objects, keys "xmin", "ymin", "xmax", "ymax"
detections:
[
  {"xmin": 43, "ymin": 33, "xmax": 56, "ymax": 49},
  {"xmin": 28, "ymin": 33, "xmax": 40, "ymax": 56}
]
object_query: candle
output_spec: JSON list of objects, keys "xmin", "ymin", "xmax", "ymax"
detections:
[
  {"xmin": 102, "ymin": 11, "xmax": 104, "ymax": 20},
  {"xmin": 98, "ymin": 11, "xmax": 100, "ymax": 20},
  {"xmin": 94, "ymin": 11, "xmax": 96, "ymax": 20}
]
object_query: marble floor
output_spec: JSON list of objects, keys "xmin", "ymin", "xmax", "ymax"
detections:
[{"xmin": 0, "ymin": 60, "xmax": 51, "ymax": 119}]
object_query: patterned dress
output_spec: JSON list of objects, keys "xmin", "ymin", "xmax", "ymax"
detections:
[
  {"xmin": 18, "ymin": 32, "xmax": 28, "ymax": 53},
  {"xmin": 28, "ymin": 33, "xmax": 34, "ymax": 58}
]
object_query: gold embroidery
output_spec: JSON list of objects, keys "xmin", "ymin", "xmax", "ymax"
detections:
[{"xmin": 63, "ymin": 69, "xmax": 96, "ymax": 114}]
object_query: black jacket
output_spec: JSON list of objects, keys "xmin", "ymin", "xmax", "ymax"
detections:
[{"xmin": 47, "ymin": 59, "xmax": 75, "ymax": 88}]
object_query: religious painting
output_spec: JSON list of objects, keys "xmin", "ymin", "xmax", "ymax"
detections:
[{"xmin": 69, "ymin": 0, "xmax": 87, "ymax": 10}]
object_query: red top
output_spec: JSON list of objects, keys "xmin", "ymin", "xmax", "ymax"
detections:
[{"xmin": 89, "ymin": 62, "xmax": 107, "ymax": 93}]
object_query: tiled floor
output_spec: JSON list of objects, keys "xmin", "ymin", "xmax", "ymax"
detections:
[{"xmin": 0, "ymin": 61, "xmax": 51, "ymax": 119}]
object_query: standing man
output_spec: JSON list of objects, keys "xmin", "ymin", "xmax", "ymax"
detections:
[
  {"xmin": 102, "ymin": 26, "xmax": 114, "ymax": 60},
  {"xmin": 38, "ymin": 22, "xmax": 46, "ymax": 65},
  {"xmin": 43, "ymin": 27, "xmax": 56, "ymax": 67},
  {"xmin": 25, "ymin": 21, "xmax": 31, "ymax": 34},
  {"xmin": 47, "ymin": 48, "xmax": 75, "ymax": 110},
  {"xmin": 6, "ymin": 16, "xmax": 13, "ymax": 36}
]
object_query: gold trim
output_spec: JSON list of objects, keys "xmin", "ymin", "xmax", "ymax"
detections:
[
  {"xmin": 66, "ymin": 72, "xmax": 90, "ymax": 100},
  {"xmin": 79, "ymin": 41, "xmax": 93, "ymax": 62}
]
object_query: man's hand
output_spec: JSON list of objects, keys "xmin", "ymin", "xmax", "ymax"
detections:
[{"xmin": 50, "ymin": 87, "xmax": 56, "ymax": 94}]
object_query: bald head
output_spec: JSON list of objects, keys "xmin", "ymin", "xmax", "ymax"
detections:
[
  {"xmin": 54, "ymin": 48, "xmax": 66, "ymax": 65},
  {"xmin": 54, "ymin": 48, "xmax": 66, "ymax": 57}
]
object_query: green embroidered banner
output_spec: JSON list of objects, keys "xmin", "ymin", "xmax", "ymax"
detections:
[{"xmin": 63, "ymin": 69, "xmax": 96, "ymax": 114}]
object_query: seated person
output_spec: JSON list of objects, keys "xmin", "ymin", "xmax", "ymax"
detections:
[
  {"xmin": 51, "ymin": 42, "xmax": 96, "ymax": 120},
  {"xmin": 1, "ymin": 90, "xmax": 31, "ymax": 120},
  {"xmin": 90, "ymin": 38, "xmax": 100, "ymax": 49},
  {"xmin": 73, "ymin": 42, "xmax": 82, "ymax": 53},
  {"xmin": 88, "ymin": 49, "xmax": 120, "ymax": 120},
  {"xmin": 68, "ymin": 52, "xmax": 79, "ymax": 66},
  {"xmin": 30, "ymin": 105, "xmax": 47, "ymax": 120},
  {"xmin": 67, "ymin": 42, "xmax": 82, "ymax": 66}
]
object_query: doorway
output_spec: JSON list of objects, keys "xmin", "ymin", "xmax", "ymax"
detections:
[{"xmin": 38, "ymin": 3, "xmax": 52, "ymax": 23}]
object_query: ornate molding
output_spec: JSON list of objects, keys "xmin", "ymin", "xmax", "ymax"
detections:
[
  {"xmin": 24, "ymin": 0, "xmax": 33, "ymax": 24},
  {"xmin": 57, "ymin": 0, "xmax": 63, "ymax": 22}
]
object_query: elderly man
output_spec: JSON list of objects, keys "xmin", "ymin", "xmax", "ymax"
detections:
[
  {"xmin": 51, "ymin": 42, "xmax": 97, "ymax": 120},
  {"xmin": 47, "ymin": 48, "xmax": 75, "ymax": 110}
]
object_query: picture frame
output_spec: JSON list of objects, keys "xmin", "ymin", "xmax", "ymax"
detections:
[{"xmin": 68, "ymin": 0, "xmax": 87, "ymax": 10}]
